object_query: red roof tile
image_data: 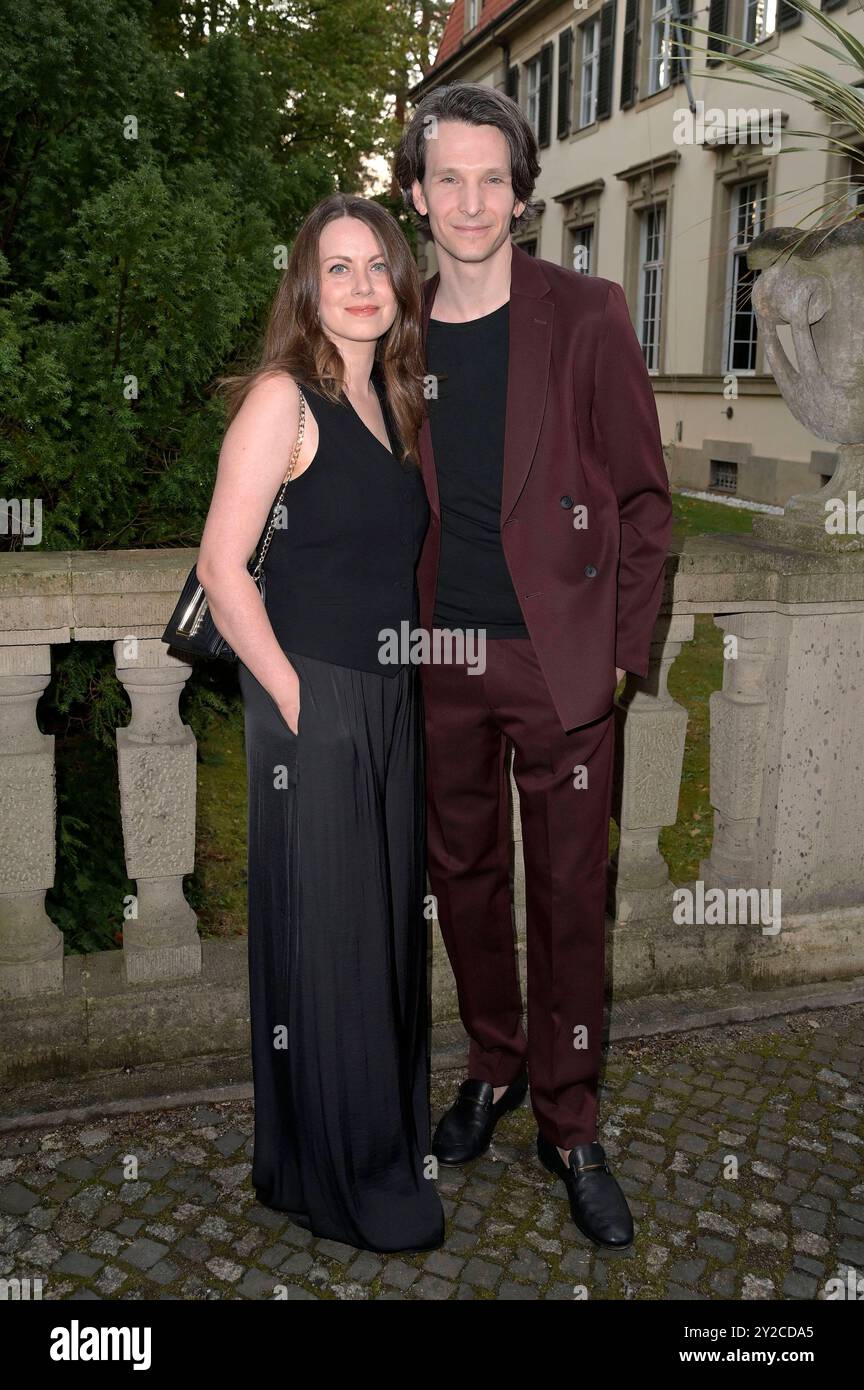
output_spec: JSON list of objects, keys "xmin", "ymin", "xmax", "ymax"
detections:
[{"xmin": 432, "ymin": 0, "xmax": 516, "ymax": 73}]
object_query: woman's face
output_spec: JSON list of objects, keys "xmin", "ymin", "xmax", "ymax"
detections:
[{"xmin": 317, "ymin": 215, "xmax": 398, "ymax": 350}]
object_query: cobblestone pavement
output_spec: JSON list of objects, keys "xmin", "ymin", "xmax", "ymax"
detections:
[{"xmin": 2, "ymin": 1004, "xmax": 862, "ymax": 1301}]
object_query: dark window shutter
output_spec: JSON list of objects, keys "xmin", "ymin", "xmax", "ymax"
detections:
[
  {"xmin": 706, "ymin": 0, "xmax": 728, "ymax": 67},
  {"xmin": 670, "ymin": 0, "xmax": 694, "ymax": 84},
  {"xmin": 820, "ymin": 0, "xmax": 845, "ymax": 9},
  {"xmin": 778, "ymin": 0, "xmax": 802, "ymax": 28},
  {"xmin": 557, "ymin": 27, "xmax": 574, "ymax": 139},
  {"xmin": 596, "ymin": 1, "xmax": 617, "ymax": 122},
  {"xmin": 620, "ymin": 0, "xmax": 639, "ymax": 110},
  {"xmin": 538, "ymin": 42, "xmax": 554, "ymax": 147},
  {"xmin": 506, "ymin": 64, "xmax": 519, "ymax": 103}
]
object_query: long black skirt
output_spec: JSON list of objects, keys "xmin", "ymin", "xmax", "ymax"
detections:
[{"xmin": 237, "ymin": 649, "xmax": 445, "ymax": 1254}]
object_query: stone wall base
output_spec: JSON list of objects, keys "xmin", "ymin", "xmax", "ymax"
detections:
[{"xmin": 3, "ymin": 919, "xmax": 863, "ymax": 1095}]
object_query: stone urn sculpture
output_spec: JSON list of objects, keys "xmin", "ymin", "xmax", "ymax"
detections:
[{"xmin": 747, "ymin": 220, "xmax": 864, "ymax": 550}]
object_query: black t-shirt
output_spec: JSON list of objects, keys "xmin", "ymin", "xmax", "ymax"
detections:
[{"xmin": 426, "ymin": 301, "xmax": 529, "ymax": 637}]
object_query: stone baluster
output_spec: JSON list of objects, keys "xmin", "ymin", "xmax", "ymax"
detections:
[
  {"xmin": 699, "ymin": 613, "xmax": 774, "ymax": 891},
  {"xmin": 0, "ymin": 643, "xmax": 64, "ymax": 997},
  {"xmin": 114, "ymin": 637, "xmax": 200, "ymax": 982},
  {"xmin": 608, "ymin": 615, "xmax": 695, "ymax": 925}
]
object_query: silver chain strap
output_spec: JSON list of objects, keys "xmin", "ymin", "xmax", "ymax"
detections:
[{"xmin": 250, "ymin": 387, "xmax": 306, "ymax": 581}]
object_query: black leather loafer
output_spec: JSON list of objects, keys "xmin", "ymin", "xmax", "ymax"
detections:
[
  {"xmin": 536, "ymin": 1130, "xmax": 634, "ymax": 1249},
  {"xmin": 432, "ymin": 1070, "xmax": 529, "ymax": 1164}
]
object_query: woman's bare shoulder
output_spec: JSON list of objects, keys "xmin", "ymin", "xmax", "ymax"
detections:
[
  {"xmin": 245, "ymin": 369, "xmax": 303, "ymax": 406},
  {"xmin": 231, "ymin": 370, "xmax": 304, "ymax": 434}
]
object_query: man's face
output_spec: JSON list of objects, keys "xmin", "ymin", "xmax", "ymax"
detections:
[{"xmin": 410, "ymin": 119, "xmax": 525, "ymax": 264}]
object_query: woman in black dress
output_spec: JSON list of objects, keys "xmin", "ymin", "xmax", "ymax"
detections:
[{"xmin": 196, "ymin": 194, "xmax": 444, "ymax": 1253}]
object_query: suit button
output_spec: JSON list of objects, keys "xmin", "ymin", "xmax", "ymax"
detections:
[
  {"xmin": 560, "ymin": 494, "xmax": 574, "ymax": 509},
  {"xmin": 584, "ymin": 564, "xmax": 598, "ymax": 578}
]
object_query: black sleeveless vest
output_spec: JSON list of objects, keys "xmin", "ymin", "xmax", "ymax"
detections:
[{"xmin": 261, "ymin": 368, "xmax": 430, "ymax": 676}]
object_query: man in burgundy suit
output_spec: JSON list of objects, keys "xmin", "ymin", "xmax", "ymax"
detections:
[{"xmin": 395, "ymin": 83, "xmax": 672, "ymax": 1248}]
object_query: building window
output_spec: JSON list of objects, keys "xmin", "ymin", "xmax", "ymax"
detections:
[
  {"xmin": 638, "ymin": 204, "xmax": 665, "ymax": 370},
  {"xmin": 518, "ymin": 44, "xmax": 555, "ymax": 147},
  {"xmin": 569, "ymin": 224, "xmax": 594, "ymax": 273},
  {"xmin": 743, "ymin": 0, "xmax": 777, "ymax": 44},
  {"xmin": 846, "ymin": 151, "xmax": 864, "ymax": 210},
  {"xmin": 466, "ymin": 0, "xmax": 482, "ymax": 30},
  {"xmin": 557, "ymin": 27, "xmax": 574, "ymax": 138},
  {"xmin": 649, "ymin": 0, "xmax": 674, "ymax": 95},
  {"xmin": 723, "ymin": 179, "xmax": 766, "ymax": 373},
  {"xmin": 580, "ymin": 18, "xmax": 601, "ymax": 127},
  {"xmin": 710, "ymin": 459, "xmax": 738, "ymax": 493},
  {"xmin": 526, "ymin": 55, "xmax": 542, "ymax": 135},
  {"xmin": 518, "ymin": 238, "xmax": 538, "ymax": 256}
]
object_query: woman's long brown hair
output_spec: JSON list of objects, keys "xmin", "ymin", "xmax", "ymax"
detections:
[{"xmin": 217, "ymin": 193, "xmax": 426, "ymax": 465}]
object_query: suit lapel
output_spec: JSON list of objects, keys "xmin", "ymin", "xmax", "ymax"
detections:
[
  {"xmin": 501, "ymin": 248, "xmax": 554, "ymax": 523},
  {"xmin": 419, "ymin": 242, "xmax": 553, "ymax": 526}
]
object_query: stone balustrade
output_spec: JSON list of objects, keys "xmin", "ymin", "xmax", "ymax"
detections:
[{"xmin": 1, "ymin": 535, "xmax": 863, "ymax": 1084}]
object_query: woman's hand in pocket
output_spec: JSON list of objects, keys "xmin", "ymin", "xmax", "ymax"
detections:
[{"xmin": 276, "ymin": 667, "xmax": 301, "ymax": 735}]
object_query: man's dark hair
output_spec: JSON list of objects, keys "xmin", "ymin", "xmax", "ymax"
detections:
[{"xmin": 394, "ymin": 81, "xmax": 542, "ymax": 234}]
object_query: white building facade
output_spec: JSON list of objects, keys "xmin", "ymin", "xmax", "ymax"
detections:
[{"xmin": 412, "ymin": 0, "xmax": 864, "ymax": 504}]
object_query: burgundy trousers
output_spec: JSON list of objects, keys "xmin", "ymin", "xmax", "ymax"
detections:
[{"xmin": 420, "ymin": 633, "xmax": 616, "ymax": 1149}]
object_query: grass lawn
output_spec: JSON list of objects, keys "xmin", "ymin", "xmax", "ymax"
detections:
[{"xmin": 190, "ymin": 491, "xmax": 755, "ymax": 938}]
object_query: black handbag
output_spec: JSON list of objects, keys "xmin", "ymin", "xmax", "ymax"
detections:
[{"xmin": 161, "ymin": 387, "xmax": 307, "ymax": 661}]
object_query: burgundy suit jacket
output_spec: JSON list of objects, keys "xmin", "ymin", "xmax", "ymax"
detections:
[{"xmin": 416, "ymin": 241, "xmax": 673, "ymax": 732}]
